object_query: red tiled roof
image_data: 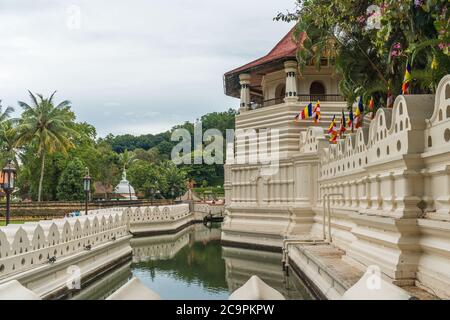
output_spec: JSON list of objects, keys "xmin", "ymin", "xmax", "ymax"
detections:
[{"xmin": 225, "ymin": 27, "xmax": 300, "ymax": 76}]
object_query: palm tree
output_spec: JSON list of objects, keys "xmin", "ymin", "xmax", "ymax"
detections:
[
  {"xmin": 0, "ymin": 121, "xmax": 20, "ymax": 168},
  {"xmin": 15, "ymin": 91, "xmax": 78, "ymax": 202},
  {"xmin": 119, "ymin": 149, "xmax": 137, "ymax": 172},
  {"xmin": 0, "ymin": 100, "xmax": 16, "ymax": 167},
  {"xmin": 0, "ymin": 100, "xmax": 14, "ymax": 124}
]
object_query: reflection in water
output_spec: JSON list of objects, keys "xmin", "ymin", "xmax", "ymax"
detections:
[
  {"xmin": 222, "ymin": 247, "xmax": 313, "ymax": 300},
  {"xmin": 74, "ymin": 223, "xmax": 313, "ymax": 300},
  {"xmin": 131, "ymin": 224, "xmax": 228, "ymax": 300},
  {"xmin": 70, "ymin": 262, "xmax": 132, "ymax": 300}
]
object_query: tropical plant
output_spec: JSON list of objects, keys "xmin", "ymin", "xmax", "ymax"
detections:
[
  {"xmin": 161, "ymin": 160, "xmax": 188, "ymax": 198},
  {"xmin": 0, "ymin": 121, "xmax": 20, "ymax": 168},
  {"xmin": 118, "ymin": 149, "xmax": 137, "ymax": 171},
  {"xmin": 127, "ymin": 161, "xmax": 166, "ymax": 197},
  {"xmin": 0, "ymin": 100, "xmax": 18, "ymax": 167},
  {"xmin": 15, "ymin": 91, "xmax": 78, "ymax": 201},
  {"xmin": 56, "ymin": 158, "xmax": 86, "ymax": 201},
  {"xmin": 275, "ymin": 0, "xmax": 450, "ymax": 110},
  {"xmin": 0, "ymin": 100, "xmax": 14, "ymax": 125}
]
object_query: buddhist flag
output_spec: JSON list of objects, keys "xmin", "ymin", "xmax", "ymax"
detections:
[
  {"xmin": 402, "ymin": 62, "xmax": 412, "ymax": 95},
  {"xmin": 328, "ymin": 115, "xmax": 338, "ymax": 143},
  {"xmin": 369, "ymin": 96, "xmax": 375, "ymax": 119},
  {"xmin": 298, "ymin": 103, "xmax": 313, "ymax": 120},
  {"xmin": 347, "ymin": 109, "xmax": 354, "ymax": 132},
  {"xmin": 354, "ymin": 96, "xmax": 364, "ymax": 129},
  {"xmin": 339, "ymin": 110, "xmax": 346, "ymax": 138},
  {"xmin": 431, "ymin": 56, "xmax": 438, "ymax": 71},
  {"xmin": 312, "ymin": 100, "xmax": 321, "ymax": 124},
  {"xmin": 328, "ymin": 115, "xmax": 337, "ymax": 134},
  {"xmin": 330, "ymin": 132, "xmax": 338, "ymax": 144},
  {"xmin": 387, "ymin": 83, "xmax": 394, "ymax": 108}
]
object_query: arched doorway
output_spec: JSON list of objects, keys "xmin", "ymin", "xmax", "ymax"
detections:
[
  {"xmin": 275, "ymin": 83, "xmax": 286, "ymax": 105},
  {"xmin": 310, "ymin": 81, "xmax": 326, "ymax": 101}
]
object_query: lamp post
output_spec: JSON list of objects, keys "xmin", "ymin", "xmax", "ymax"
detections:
[
  {"xmin": 155, "ymin": 189, "xmax": 161, "ymax": 207},
  {"xmin": 149, "ymin": 187, "xmax": 154, "ymax": 206},
  {"xmin": 1, "ymin": 161, "xmax": 17, "ymax": 226},
  {"xmin": 170, "ymin": 186, "xmax": 175, "ymax": 205},
  {"xmin": 83, "ymin": 168, "xmax": 91, "ymax": 216}
]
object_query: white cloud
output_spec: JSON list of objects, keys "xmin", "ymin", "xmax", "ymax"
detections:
[{"xmin": 0, "ymin": 0, "xmax": 295, "ymax": 136}]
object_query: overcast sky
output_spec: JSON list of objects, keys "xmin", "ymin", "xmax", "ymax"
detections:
[{"xmin": 0, "ymin": 0, "xmax": 295, "ymax": 137}]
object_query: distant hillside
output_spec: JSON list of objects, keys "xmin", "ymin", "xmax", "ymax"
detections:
[{"xmin": 100, "ymin": 109, "xmax": 236, "ymax": 187}]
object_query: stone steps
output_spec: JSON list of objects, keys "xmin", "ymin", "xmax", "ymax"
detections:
[{"xmin": 288, "ymin": 243, "xmax": 438, "ymax": 300}]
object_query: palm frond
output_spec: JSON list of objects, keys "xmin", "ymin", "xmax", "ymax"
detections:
[{"xmin": 27, "ymin": 90, "xmax": 39, "ymax": 107}]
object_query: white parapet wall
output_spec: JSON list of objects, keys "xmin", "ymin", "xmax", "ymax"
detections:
[
  {"xmin": 0, "ymin": 207, "xmax": 131, "ymax": 299},
  {"xmin": 192, "ymin": 203, "xmax": 225, "ymax": 221},
  {"xmin": 127, "ymin": 204, "xmax": 193, "ymax": 236},
  {"xmin": 314, "ymin": 75, "xmax": 450, "ymax": 297},
  {"xmin": 0, "ymin": 203, "xmax": 194, "ymax": 299}
]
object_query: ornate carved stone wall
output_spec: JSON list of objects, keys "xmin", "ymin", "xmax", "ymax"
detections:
[
  {"xmin": 224, "ymin": 75, "xmax": 450, "ymax": 298},
  {"xmin": 0, "ymin": 204, "xmax": 192, "ymax": 298}
]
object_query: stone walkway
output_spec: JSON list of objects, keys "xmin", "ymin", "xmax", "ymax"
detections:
[{"xmin": 291, "ymin": 243, "xmax": 438, "ymax": 300}]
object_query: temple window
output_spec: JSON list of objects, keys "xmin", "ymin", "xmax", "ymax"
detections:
[
  {"xmin": 275, "ymin": 83, "xmax": 286, "ymax": 105},
  {"xmin": 310, "ymin": 81, "xmax": 326, "ymax": 101}
]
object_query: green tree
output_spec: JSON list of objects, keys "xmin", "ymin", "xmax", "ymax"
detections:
[
  {"xmin": 56, "ymin": 158, "xmax": 86, "ymax": 201},
  {"xmin": 161, "ymin": 161, "xmax": 188, "ymax": 198},
  {"xmin": 0, "ymin": 123, "xmax": 19, "ymax": 168},
  {"xmin": 133, "ymin": 147, "xmax": 162, "ymax": 163},
  {"xmin": 275, "ymin": 0, "xmax": 450, "ymax": 108},
  {"xmin": 127, "ymin": 161, "xmax": 166, "ymax": 197},
  {"xmin": 118, "ymin": 149, "xmax": 137, "ymax": 171},
  {"xmin": 15, "ymin": 91, "xmax": 78, "ymax": 201},
  {"xmin": 0, "ymin": 101, "xmax": 17, "ymax": 167},
  {"xmin": 155, "ymin": 140, "xmax": 174, "ymax": 158},
  {"xmin": 100, "ymin": 109, "xmax": 237, "ymax": 189},
  {"xmin": 200, "ymin": 109, "xmax": 236, "ymax": 135}
]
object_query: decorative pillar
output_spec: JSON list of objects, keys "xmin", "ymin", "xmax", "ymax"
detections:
[
  {"xmin": 224, "ymin": 164, "xmax": 232, "ymax": 206},
  {"xmin": 239, "ymin": 73, "xmax": 251, "ymax": 112},
  {"xmin": 361, "ymin": 177, "xmax": 371, "ymax": 209},
  {"xmin": 284, "ymin": 60, "xmax": 298, "ymax": 103}
]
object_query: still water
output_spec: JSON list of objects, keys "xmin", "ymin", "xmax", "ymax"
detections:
[{"xmin": 72, "ymin": 223, "xmax": 313, "ymax": 300}]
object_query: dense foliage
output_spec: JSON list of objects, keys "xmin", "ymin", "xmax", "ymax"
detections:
[
  {"xmin": 56, "ymin": 158, "xmax": 86, "ymax": 201},
  {"xmin": 1, "ymin": 95, "xmax": 235, "ymax": 201},
  {"xmin": 276, "ymin": 0, "xmax": 450, "ymax": 109},
  {"xmin": 102, "ymin": 109, "xmax": 236, "ymax": 187}
]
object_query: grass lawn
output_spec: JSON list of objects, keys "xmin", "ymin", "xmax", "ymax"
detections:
[{"xmin": 0, "ymin": 220, "xmax": 27, "ymax": 226}]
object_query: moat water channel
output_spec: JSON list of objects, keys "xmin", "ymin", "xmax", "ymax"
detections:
[{"xmin": 69, "ymin": 223, "xmax": 314, "ymax": 300}]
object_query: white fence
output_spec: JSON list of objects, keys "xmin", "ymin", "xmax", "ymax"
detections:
[{"xmin": 0, "ymin": 209, "xmax": 128, "ymax": 279}]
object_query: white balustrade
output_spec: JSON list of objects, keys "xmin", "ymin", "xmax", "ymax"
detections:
[
  {"xmin": 316, "ymin": 75, "xmax": 450, "ymax": 219},
  {"xmin": 127, "ymin": 204, "xmax": 190, "ymax": 225},
  {"xmin": 0, "ymin": 208, "xmax": 129, "ymax": 279}
]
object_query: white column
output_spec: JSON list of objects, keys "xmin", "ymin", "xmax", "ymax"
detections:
[
  {"xmin": 284, "ymin": 60, "xmax": 298, "ymax": 103},
  {"xmin": 239, "ymin": 73, "xmax": 251, "ymax": 112}
]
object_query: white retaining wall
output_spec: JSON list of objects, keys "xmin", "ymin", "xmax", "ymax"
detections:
[
  {"xmin": 0, "ymin": 203, "xmax": 192, "ymax": 299},
  {"xmin": 127, "ymin": 204, "xmax": 192, "ymax": 235}
]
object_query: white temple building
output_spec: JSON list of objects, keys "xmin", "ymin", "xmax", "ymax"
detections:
[
  {"xmin": 114, "ymin": 170, "xmax": 137, "ymax": 200},
  {"xmin": 222, "ymin": 27, "xmax": 450, "ymax": 299}
]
